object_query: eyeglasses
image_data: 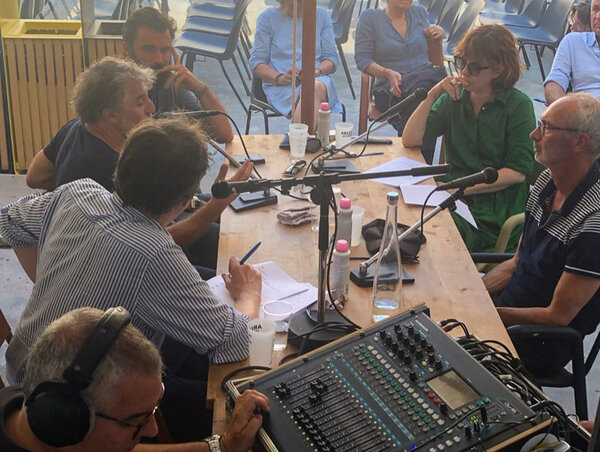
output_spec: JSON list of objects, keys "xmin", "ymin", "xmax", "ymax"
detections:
[
  {"xmin": 454, "ymin": 56, "xmax": 490, "ymax": 76},
  {"xmin": 283, "ymin": 159, "xmax": 307, "ymax": 177},
  {"xmin": 96, "ymin": 383, "xmax": 164, "ymax": 440},
  {"xmin": 537, "ymin": 120, "xmax": 580, "ymax": 135}
]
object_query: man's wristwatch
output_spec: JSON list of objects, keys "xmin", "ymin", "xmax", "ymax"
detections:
[{"xmin": 204, "ymin": 434, "xmax": 222, "ymax": 452}]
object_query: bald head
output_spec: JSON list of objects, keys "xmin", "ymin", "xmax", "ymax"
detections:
[{"xmin": 553, "ymin": 93, "xmax": 600, "ymax": 158}]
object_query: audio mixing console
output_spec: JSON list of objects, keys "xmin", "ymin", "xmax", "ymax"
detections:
[{"xmin": 233, "ymin": 305, "xmax": 550, "ymax": 452}]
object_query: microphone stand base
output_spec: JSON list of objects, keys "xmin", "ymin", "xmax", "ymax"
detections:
[
  {"xmin": 229, "ymin": 190, "xmax": 278, "ymax": 212},
  {"xmin": 350, "ymin": 266, "xmax": 415, "ymax": 287},
  {"xmin": 288, "ymin": 309, "xmax": 352, "ymax": 352}
]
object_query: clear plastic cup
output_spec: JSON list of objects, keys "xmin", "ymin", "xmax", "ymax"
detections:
[
  {"xmin": 289, "ymin": 123, "xmax": 309, "ymax": 161},
  {"xmin": 351, "ymin": 206, "xmax": 366, "ymax": 247},
  {"xmin": 335, "ymin": 122, "xmax": 353, "ymax": 147},
  {"xmin": 247, "ymin": 318, "xmax": 276, "ymax": 366},
  {"xmin": 262, "ymin": 300, "xmax": 294, "ymax": 351}
]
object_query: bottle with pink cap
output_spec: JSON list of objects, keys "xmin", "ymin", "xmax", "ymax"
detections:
[
  {"xmin": 317, "ymin": 102, "xmax": 331, "ymax": 150},
  {"xmin": 331, "ymin": 239, "xmax": 351, "ymax": 303},
  {"xmin": 337, "ymin": 197, "xmax": 353, "ymax": 246}
]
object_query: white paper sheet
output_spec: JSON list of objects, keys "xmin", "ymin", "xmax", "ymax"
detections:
[
  {"xmin": 364, "ymin": 157, "xmax": 432, "ymax": 187},
  {"xmin": 207, "ymin": 261, "xmax": 317, "ymax": 314},
  {"xmin": 399, "ymin": 185, "xmax": 478, "ymax": 229}
]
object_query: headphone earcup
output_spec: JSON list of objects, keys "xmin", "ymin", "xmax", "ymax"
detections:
[{"xmin": 26, "ymin": 381, "xmax": 93, "ymax": 447}]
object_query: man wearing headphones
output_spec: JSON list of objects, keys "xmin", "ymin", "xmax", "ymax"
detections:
[{"xmin": 0, "ymin": 307, "xmax": 269, "ymax": 451}]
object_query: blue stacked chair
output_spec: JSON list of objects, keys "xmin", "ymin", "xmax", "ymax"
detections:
[{"xmin": 175, "ymin": 0, "xmax": 253, "ymax": 109}]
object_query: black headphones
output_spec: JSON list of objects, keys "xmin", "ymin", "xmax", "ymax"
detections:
[{"xmin": 25, "ymin": 306, "xmax": 132, "ymax": 447}]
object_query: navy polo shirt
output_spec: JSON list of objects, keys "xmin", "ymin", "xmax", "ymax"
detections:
[
  {"xmin": 499, "ymin": 162, "xmax": 600, "ymax": 337},
  {"xmin": 44, "ymin": 118, "xmax": 119, "ymax": 191}
]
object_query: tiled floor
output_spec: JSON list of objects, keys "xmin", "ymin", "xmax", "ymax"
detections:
[{"xmin": 1, "ymin": 0, "xmax": 599, "ymax": 422}]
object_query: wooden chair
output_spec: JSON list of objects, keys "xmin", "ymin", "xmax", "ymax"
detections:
[
  {"xmin": 0, "ymin": 309, "xmax": 13, "ymax": 389},
  {"xmin": 358, "ymin": 38, "xmax": 444, "ymax": 134}
]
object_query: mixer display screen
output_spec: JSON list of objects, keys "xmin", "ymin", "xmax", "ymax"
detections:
[{"xmin": 428, "ymin": 370, "xmax": 479, "ymax": 410}]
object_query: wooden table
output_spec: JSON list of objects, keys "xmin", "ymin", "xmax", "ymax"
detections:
[{"xmin": 209, "ymin": 135, "xmax": 514, "ymax": 434}]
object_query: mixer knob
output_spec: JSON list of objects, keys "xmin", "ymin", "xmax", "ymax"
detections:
[
  {"xmin": 440, "ymin": 402, "xmax": 448, "ymax": 415},
  {"xmin": 396, "ymin": 348, "xmax": 405, "ymax": 359},
  {"xmin": 394, "ymin": 324, "xmax": 403, "ymax": 334},
  {"xmin": 464, "ymin": 425, "xmax": 472, "ymax": 439},
  {"xmin": 391, "ymin": 341, "xmax": 399, "ymax": 352},
  {"xmin": 428, "ymin": 352, "xmax": 436, "ymax": 364},
  {"xmin": 406, "ymin": 324, "xmax": 415, "ymax": 335},
  {"xmin": 402, "ymin": 335, "xmax": 411, "ymax": 346},
  {"xmin": 426, "ymin": 344, "xmax": 435, "ymax": 353},
  {"xmin": 420, "ymin": 336, "xmax": 428, "ymax": 347},
  {"xmin": 415, "ymin": 348, "xmax": 424, "ymax": 359},
  {"xmin": 409, "ymin": 341, "xmax": 417, "ymax": 352},
  {"xmin": 379, "ymin": 330, "xmax": 387, "ymax": 340},
  {"xmin": 403, "ymin": 355, "xmax": 412, "ymax": 365},
  {"xmin": 434, "ymin": 358, "xmax": 443, "ymax": 370},
  {"xmin": 385, "ymin": 335, "xmax": 393, "ymax": 347},
  {"xmin": 409, "ymin": 370, "xmax": 418, "ymax": 382}
]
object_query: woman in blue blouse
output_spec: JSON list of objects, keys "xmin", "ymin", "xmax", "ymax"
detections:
[
  {"xmin": 355, "ymin": 0, "xmax": 446, "ymax": 139},
  {"xmin": 249, "ymin": 0, "xmax": 342, "ymax": 129}
]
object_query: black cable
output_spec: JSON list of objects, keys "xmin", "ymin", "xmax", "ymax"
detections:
[
  {"xmin": 220, "ymin": 365, "xmax": 271, "ymax": 393},
  {"xmin": 419, "ymin": 186, "xmax": 438, "ymax": 238}
]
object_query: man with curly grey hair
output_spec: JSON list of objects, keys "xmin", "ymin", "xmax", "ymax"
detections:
[
  {"xmin": 26, "ymin": 56, "xmax": 156, "ymax": 192},
  {"xmin": 484, "ymin": 93, "xmax": 600, "ymax": 376},
  {"xmin": 0, "ymin": 307, "xmax": 269, "ymax": 451}
]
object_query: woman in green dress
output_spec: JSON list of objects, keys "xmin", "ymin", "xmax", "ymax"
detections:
[{"xmin": 403, "ymin": 25, "xmax": 536, "ymax": 252}]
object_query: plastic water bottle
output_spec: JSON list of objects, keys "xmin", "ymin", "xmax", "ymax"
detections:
[
  {"xmin": 372, "ymin": 191, "xmax": 402, "ymax": 322},
  {"xmin": 332, "ymin": 239, "xmax": 351, "ymax": 302},
  {"xmin": 337, "ymin": 197, "xmax": 353, "ymax": 245},
  {"xmin": 317, "ymin": 102, "xmax": 331, "ymax": 150}
]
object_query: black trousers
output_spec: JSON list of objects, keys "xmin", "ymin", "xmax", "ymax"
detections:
[
  {"xmin": 159, "ymin": 337, "xmax": 212, "ymax": 442},
  {"xmin": 491, "ymin": 292, "xmax": 572, "ymax": 376}
]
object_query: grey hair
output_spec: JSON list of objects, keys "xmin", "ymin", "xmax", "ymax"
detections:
[
  {"xmin": 22, "ymin": 308, "xmax": 163, "ymax": 412},
  {"xmin": 71, "ymin": 56, "xmax": 155, "ymax": 124},
  {"xmin": 565, "ymin": 93, "xmax": 600, "ymax": 158}
]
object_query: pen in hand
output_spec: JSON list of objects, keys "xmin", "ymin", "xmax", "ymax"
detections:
[{"xmin": 239, "ymin": 241, "xmax": 262, "ymax": 265}]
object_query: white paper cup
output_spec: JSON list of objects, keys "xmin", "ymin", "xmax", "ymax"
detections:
[
  {"xmin": 351, "ymin": 206, "xmax": 366, "ymax": 247},
  {"xmin": 247, "ymin": 318, "xmax": 276, "ymax": 366},
  {"xmin": 289, "ymin": 123, "xmax": 309, "ymax": 161},
  {"xmin": 262, "ymin": 300, "xmax": 294, "ymax": 351},
  {"xmin": 335, "ymin": 122, "xmax": 353, "ymax": 147}
]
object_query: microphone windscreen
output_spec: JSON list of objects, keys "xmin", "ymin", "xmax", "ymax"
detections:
[
  {"xmin": 483, "ymin": 167, "xmax": 499, "ymax": 184},
  {"xmin": 414, "ymin": 88, "xmax": 428, "ymax": 101},
  {"xmin": 211, "ymin": 181, "xmax": 231, "ymax": 198}
]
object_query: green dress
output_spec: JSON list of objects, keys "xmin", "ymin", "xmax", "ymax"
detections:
[{"xmin": 422, "ymin": 87, "xmax": 536, "ymax": 252}]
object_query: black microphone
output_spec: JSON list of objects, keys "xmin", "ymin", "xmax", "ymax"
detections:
[
  {"xmin": 212, "ymin": 179, "xmax": 275, "ymax": 199},
  {"xmin": 436, "ymin": 167, "xmax": 499, "ymax": 191},
  {"xmin": 375, "ymin": 88, "xmax": 428, "ymax": 123},
  {"xmin": 154, "ymin": 110, "xmax": 222, "ymax": 119}
]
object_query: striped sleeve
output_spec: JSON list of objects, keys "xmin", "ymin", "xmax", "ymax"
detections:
[
  {"xmin": 565, "ymin": 211, "xmax": 600, "ymax": 279},
  {"xmin": 137, "ymin": 243, "xmax": 250, "ymax": 364},
  {"xmin": 0, "ymin": 189, "xmax": 62, "ymax": 247}
]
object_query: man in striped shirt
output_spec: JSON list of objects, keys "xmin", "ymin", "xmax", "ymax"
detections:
[
  {"xmin": 484, "ymin": 93, "xmax": 600, "ymax": 375},
  {"xmin": 0, "ymin": 117, "xmax": 262, "ymax": 439}
]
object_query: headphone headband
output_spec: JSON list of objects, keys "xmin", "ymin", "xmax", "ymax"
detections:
[{"xmin": 63, "ymin": 306, "xmax": 131, "ymax": 390}]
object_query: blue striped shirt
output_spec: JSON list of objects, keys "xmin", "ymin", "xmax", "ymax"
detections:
[{"xmin": 0, "ymin": 179, "xmax": 250, "ymax": 383}]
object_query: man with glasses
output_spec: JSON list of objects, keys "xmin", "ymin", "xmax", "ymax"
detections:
[
  {"xmin": 483, "ymin": 93, "xmax": 600, "ymax": 376},
  {"xmin": 544, "ymin": 0, "xmax": 600, "ymax": 104},
  {"xmin": 0, "ymin": 307, "xmax": 269, "ymax": 451}
]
